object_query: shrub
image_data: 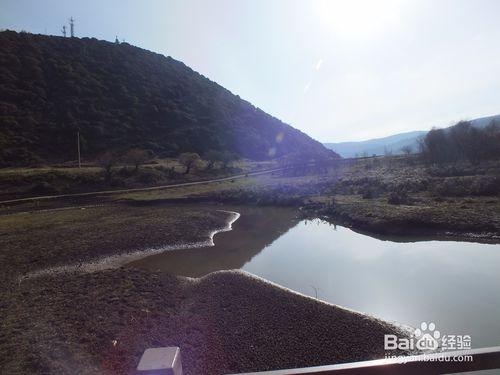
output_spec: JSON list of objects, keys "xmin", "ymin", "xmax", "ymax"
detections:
[
  {"xmin": 115, "ymin": 167, "xmax": 135, "ymax": 178},
  {"xmin": 122, "ymin": 148, "xmax": 150, "ymax": 171},
  {"xmin": 134, "ymin": 168, "xmax": 165, "ymax": 184},
  {"xmin": 388, "ymin": 190, "xmax": 411, "ymax": 205},
  {"xmin": 360, "ymin": 187, "xmax": 378, "ymax": 199},
  {"xmin": 29, "ymin": 181, "xmax": 59, "ymax": 195},
  {"xmin": 470, "ymin": 176, "xmax": 500, "ymax": 196},
  {"xmin": 179, "ymin": 152, "xmax": 201, "ymax": 174},
  {"xmin": 433, "ymin": 176, "xmax": 500, "ymax": 197},
  {"xmin": 433, "ymin": 178, "xmax": 469, "ymax": 197}
]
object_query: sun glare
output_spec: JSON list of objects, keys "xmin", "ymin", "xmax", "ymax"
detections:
[{"xmin": 315, "ymin": 0, "xmax": 404, "ymax": 39}]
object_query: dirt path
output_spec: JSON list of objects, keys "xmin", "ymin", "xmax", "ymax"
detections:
[{"xmin": 0, "ymin": 168, "xmax": 283, "ymax": 205}]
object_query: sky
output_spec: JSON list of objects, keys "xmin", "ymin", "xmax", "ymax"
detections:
[{"xmin": 1, "ymin": 0, "xmax": 500, "ymax": 142}]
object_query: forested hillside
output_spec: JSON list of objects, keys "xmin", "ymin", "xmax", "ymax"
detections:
[{"xmin": 0, "ymin": 31, "xmax": 335, "ymax": 166}]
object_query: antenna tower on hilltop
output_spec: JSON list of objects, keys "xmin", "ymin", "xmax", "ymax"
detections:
[{"xmin": 69, "ymin": 17, "xmax": 75, "ymax": 37}]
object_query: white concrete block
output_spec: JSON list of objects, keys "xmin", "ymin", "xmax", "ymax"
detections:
[{"xmin": 136, "ymin": 347, "xmax": 182, "ymax": 375}]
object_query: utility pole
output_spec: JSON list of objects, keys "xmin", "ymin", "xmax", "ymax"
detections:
[
  {"xmin": 69, "ymin": 17, "xmax": 75, "ymax": 37},
  {"xmin": 77, "ymin": 131, "xmax": 81, "ymax": 168},
  {"xmin": 62, "ymin": 25, "xmax": 66, "ymax": 37}
]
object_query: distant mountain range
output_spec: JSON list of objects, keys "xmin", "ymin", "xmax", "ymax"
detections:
[
  {"xmin": 0, "ymin": 31, "xmax": 335, "ymax": 167},
  {"xmin": 324, "ymin": 114, "xmax": 500, "ymax": 158}
]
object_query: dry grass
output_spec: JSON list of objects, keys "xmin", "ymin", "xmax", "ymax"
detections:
[
  {"xmin": 327, "ymin": 157, "xmax": 500, "ymax": 238},
  {"xmin": 0, "ymin": 204, "xmax": 229, "ymax": 280},
  {"xmin": 0, "ymin": 269, "xmax": 409, "ymax": 375}
]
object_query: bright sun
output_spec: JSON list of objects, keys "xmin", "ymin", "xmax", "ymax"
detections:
[{"xmin": 315, "ymin": 0, "xmax": 404, "ymax": 39}]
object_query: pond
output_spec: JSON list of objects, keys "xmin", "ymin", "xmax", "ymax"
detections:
[{"xmin": 130, "ymin": 205, "xmax": 500, "ymax": 350}]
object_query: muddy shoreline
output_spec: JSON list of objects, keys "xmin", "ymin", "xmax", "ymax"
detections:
[
  {"xmin": 125, "ymin": 190, "xmax": 500, "ymax": 243},
  {"xmin": 21, "ymin": 210, "xmax": 240, "ymax": 280},
  {"xmin": 0, "ymin": 203, "xmax": 414, "ymax": 374},
  {"xmin": 320, "ymin": 213, "xmax": 500, "ymax": 243},
  {"xmin": 127, "ymin": 196, "xmax": 500, "ymax": 243},
  {"xmin": 300, "ymin": 197, "xmax": 500, "ymax": 243},
  {"xmin": 2, "ymin": 198, "xmax": 495, "ymax": 374}
]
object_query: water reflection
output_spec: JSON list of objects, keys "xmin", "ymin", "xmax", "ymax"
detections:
[
  {"xmin": 131, "ymin": 206, "xmax": 500, "ymax": 349},
  {"xmin": 130, "ymin": 206, "xmax": 299, "ymax": 277}
]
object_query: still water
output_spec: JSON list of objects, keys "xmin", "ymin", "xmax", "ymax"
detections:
[{"xmin": 131, "ymin": 205, "xmax": 500, "ymax": 349}]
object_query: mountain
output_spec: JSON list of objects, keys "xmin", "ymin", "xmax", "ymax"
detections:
[
  {"xmin": 0, "ymin": 31, "xmax": 336, "ymax": 167},
  {"xmin": 324, "ymin": 130, "xmax": 426, "ymax": 158},
  {"xmin": 324, "ymin": 114, "xmax": 500, "ymax": 158}
]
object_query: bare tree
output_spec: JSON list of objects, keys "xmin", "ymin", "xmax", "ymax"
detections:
[
  {"xmin": 123, "ymin": 148, "xmax": 149, "ymax": 172},
  {"xmin": 204, "ymin": 150, "xmax": 224, "ymax": 170},
  {"xmin": 179, "ymin": 152, "xmax": 201, "ymax": 174},
  {"xmin": 98, "ymin": 151, "xmax": 118, "ymax": 182},
  {"xmin": 220, "ymin": 151, "xmax": 236, "ymax": 169},
  {"xmin": 400, "ymin": 145, "xmax": 413, "ymax": 155}
]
